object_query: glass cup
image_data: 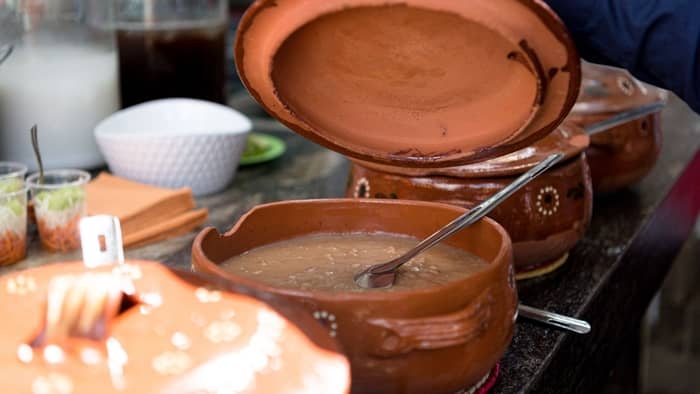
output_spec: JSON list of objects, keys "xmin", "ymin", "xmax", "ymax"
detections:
[
  {"xmin": 0, "ymin": 178, "xmax": 27, "ymax": 265},
  {"xmin": 110, "ymin": 0, "xmax": 229, "ymax": 108},
  {"xmin": 26, "ymin": 170, "xmax": 91, "ymax": 252}
]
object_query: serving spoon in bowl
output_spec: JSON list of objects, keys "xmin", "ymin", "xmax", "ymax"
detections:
[
  {"xmin": 352, "ymin": 153, "xmax": 592, "ymax": 334},
  {"xmin": 354, "ymin": 153, "xmax": 564, "ymax": 290}
]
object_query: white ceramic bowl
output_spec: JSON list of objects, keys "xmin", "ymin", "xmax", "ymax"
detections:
[{"xmin": 95, "ymin": 99, "xmax": 252, "ymax": 196}]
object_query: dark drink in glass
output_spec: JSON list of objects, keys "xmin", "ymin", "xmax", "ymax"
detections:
[{"xmin": 117, "ymin": 22, "xmax": 227, "ymax": 107}]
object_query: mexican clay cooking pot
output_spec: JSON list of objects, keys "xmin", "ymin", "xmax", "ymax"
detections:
[
  {"xmin": 192, "ymin": 199, "xmax": 517, "ymax": 394},
  {"xmin": 347, "ymin": 125, "xmax": 593, "ymax": 279},
  {"xmin": 567, "ymin": 62, "xmax": 668, "ymax": 194},
  {"xmin": 1, "ymin": 261, "xmax": 350, "ymax": 393}
]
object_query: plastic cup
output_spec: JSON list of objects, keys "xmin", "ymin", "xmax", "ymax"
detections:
[
  {"xmin": 26, "ymin": 169, "xmax": 90, "ymax": 252},
  {"xmin": 0, "ymin": 185, "xmax": 28, "ymax": 265}
]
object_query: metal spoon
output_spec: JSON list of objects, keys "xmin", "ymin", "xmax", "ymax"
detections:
[
  {"xmin": 518, "ymin": 304, "xmax": 591, "ymax": 334},
  {"xmin": 354, "ymin": 153, "xmax": 564, "ymax": 289},
  {"xmin": 583, "ymin": 101, "xmax": 666, "ymax": 135},
  {"xmin": 30, "ymin": 125, "xmax": 44, "ymax": 184}
]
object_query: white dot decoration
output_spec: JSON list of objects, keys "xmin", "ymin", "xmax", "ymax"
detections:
[
  {"xmin": 171, "ymin": 332, "xmax": 192, "ymax": 350},
  {"xmin": 17, "ymin": 344, "xmax": 33, "ymax": 363},
  {"xmin": 313, "ymin": 310, "xmax": 338, "ymax": 337},
  {"xmin": 536, "ymin": 186, "xmax": 560, "ymax": 216},
  {"xmin": 43, "ymin": 345, "xmax": 66, "ymax": 364}
]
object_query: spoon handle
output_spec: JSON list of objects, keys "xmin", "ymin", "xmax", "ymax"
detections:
[
  {"xmin": 584, "ymin": 101, "xmax": 665, "ymax": 135},
  {"xmin": 370, "ymin": 153, "xmax": 564, "ymax": 274},
  {"xmin": 518, "ymin": 304, "xmax": 591, "ymax": 334}
]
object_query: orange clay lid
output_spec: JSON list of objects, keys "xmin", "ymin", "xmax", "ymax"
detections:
[
  {"xmin": 571, "ymin": 62, "xmax": 668, "ymax": 116},
  {"xmin": 236, "ymin": 0, "xmax": 581, "ymax": 167},
  {"xmin": 1, "ymin": 261, "xmax": 351, "ymax": 394}
]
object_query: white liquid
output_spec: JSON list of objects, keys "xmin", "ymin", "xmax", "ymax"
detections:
[{"xmin": 0, "ymin": 41, "xmax": 120, "ymax": 170}]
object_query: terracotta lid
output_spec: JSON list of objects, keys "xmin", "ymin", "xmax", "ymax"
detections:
[
  {"xmin": 571, "ymin": 62, "xmax": 668, "ymax": 116},
  {"xmin": 355, "ymin": 122, "xmax": 589, "ymax": 178},
  {"xmin": 2, "ymin": 261, "xmax": 350, "ymax": 394},
  {"xmin": 236, "ymin": 0, "xmax": 581, "ymax": 167}
]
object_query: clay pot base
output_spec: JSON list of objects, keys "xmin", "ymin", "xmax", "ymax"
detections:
[
  {"xmin": 456, "ymin": 363, "xmax": 500, "ymax": 394},
  {"xmin": 515, "ymin": 253, "xmax": 568, "ymax": 281}
]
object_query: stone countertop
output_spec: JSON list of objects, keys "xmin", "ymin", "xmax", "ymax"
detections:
[{"xmin": 3, "ymin": 93, "xmax": 700, "ymax": 393}]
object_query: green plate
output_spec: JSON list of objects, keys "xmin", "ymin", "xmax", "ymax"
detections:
[{"xmin": 239, "ymin": 132, "xmax": 286, "ymax": 166}]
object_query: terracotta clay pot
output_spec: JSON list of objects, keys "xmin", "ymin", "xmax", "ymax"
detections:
[
  {"xmin": 235, "ymin": 0, "xmax": 580, "ymax": 168},
  {"xmin": 192, "ymin": 199, "xmax": 517, "ymax": 394},
  {"xmin": 567, "ymin": 63, "xmax": 668, "ymax": 193},
  {"xmin": 347, "ymin": 125, "xmax": 593, "ymax": 279},
  {"xmin": 2, "ymin": 261, "xmax": 350, "ymax": 394}
]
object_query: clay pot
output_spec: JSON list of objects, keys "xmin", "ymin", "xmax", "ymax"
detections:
[
  {"xmin": 2, "ymin": 261, "xmax": 350, "ymax": 393},
  {"xmin": 347, "ymin": 125, "xmax": 593, "ymax": 278},
  {"xmin": 192, "ymin": 199, "xmax": 517, "ymax": 394},
  {"xmin": 567, "ymin": 63, "xmax": 668, "ymax": 193},
  {"xmin": 235, "ymin": 0, "xmax": 580, "ymax": 167}
]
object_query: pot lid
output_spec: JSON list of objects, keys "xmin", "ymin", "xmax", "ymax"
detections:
[
  {"xmin": 354, "ymin": 122, "xmax": 589, "ymax": 178},
  {"xmin": 2, "ymin": 261, "xmax": 350, "ymax": 394},
  {"xmin": 571, "ymin": 62, "xmax": 668, "ymax": 116},
  {"xmin": 236, "ymin": 0, "xmax": 581, "ymax": 167}
]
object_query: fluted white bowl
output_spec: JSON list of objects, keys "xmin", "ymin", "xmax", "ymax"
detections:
[{"xmin": 95, "ymin": 99, "xmax": 251, "ymax": 196}]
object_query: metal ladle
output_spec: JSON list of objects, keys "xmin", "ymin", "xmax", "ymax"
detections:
[
  {"xmin": 583, "ymin": 101, "xmax": 665, "ymax": 135},
  {"xmin": 354, "ymin": 153, "xmax": 563, "ymax": 289},
  {"xmin": 352, "ymin": 153, "xmax": 592, "ymax": 334}
]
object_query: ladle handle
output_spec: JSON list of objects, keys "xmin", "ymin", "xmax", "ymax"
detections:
[
  {"xmin": 584, "ymin": 102, "xmax": 665, "ymax": 135},
  {"xmin": 518, "ymin": 304, "xmax": 591, "ymax": 334},
  {"xmin": 371, "ymin": 153, "xmax": 563, "ymax": 274}
]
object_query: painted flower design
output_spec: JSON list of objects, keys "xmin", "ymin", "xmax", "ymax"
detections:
[
  {"xmin": 354, "ymin": 178, "xmax": 370, "ymax": 198},
  {"xmin": 536, "ymin": 186, "xmax": 560, "ymax": 216},
  {"xmin": 32, "ymin": 373, "xmax": 73, "ymax": 394},
  {"xmin": 6, "ymin": 275, "xmax": 37, "ymax": 295},
  {"xmin": 204, "ymin": 320, "xmax": 242, "ymax": 343},
  {"xmin": 195, "ymin": 287, "xmax": 222, "ymax": 303},
  {"xmin": 152, "ymin": 351, "xmax": 192, "ymax": 376}
]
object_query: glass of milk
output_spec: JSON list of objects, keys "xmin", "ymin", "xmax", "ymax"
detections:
[{"xmin": 0, "ymin": 1, "xmax": 120, "ymax": 171}]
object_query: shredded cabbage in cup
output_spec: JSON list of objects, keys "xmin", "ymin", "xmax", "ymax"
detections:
[
  {"xmin": 0, "ymin": 179, "xmax": 25, "ymax": 235},
  {"xmin": 34, "ymin": 186, "xmax": 85, "ymax": 229}
]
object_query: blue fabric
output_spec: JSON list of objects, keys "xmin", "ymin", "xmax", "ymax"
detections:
[{"xmin": 544, "ymin": 0, "xmax": 700, "ymax": 113}]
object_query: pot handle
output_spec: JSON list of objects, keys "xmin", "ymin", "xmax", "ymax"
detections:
[{"xmin": 366, "ymin": 288, "xmax": 494, "ymax": 357}]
